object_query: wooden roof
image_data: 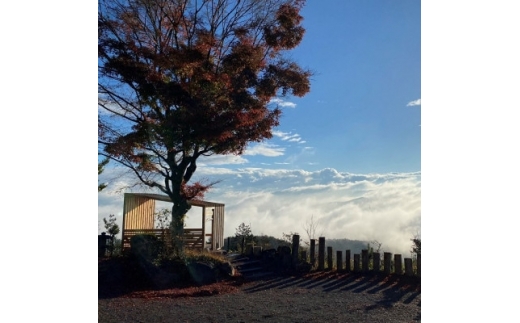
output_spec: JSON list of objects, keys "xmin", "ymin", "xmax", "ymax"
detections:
[{"xmin": 125, "ymin": 193, "xmax": 225, "ymax": 207}]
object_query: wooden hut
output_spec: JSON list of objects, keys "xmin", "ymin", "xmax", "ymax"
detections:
[{"xmin": 121, "ymin": 193, "xmax": 225, "ymax": 252}]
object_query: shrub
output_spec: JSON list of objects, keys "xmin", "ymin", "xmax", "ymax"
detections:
[
  {"xmin": 154, "ymin": 250, "xmax": 232, "ymax": 285},
  {"xmin": 130, "ymin": 234, "xmax": 163, "ymax": 261},
  {"xmin": 184, "ymin": 250, "xmax": 231, "ymax": 277}
]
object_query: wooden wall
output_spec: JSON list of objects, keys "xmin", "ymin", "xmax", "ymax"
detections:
[{"xmin": 122, "ymin": 193, "xmax": 156, "ymax": 230}]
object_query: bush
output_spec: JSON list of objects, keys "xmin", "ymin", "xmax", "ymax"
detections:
[
  {"xmin": 130, "ymin": 234, "xmax": 163, "ymax": 261},
  {"xmin": 183, "ymin": 250, "xmax": 232, "ymax": 284},
  {"xmin": 153, "ymin": 249, "xmax": 232, "ymax": 285},
  {"xmin": 105, "ymin": 240, "xmax": 232, "ymax": 290},
  {"xmin": 183, "ymin": 249, "xmax": 228, "ymax": 265}
]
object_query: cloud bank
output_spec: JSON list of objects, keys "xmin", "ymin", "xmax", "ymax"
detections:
[{"xmin": 99, "ymin": 167, "xmax": 421, "ymax": 256}]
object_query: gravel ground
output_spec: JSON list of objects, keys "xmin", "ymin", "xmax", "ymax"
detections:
[{"xmin": 99, "ymin": 272, "xmax": 420, "ymax": 322}]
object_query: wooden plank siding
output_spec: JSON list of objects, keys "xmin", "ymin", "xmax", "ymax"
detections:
[
  {"xmin": 123, "ymin": 194, "xmax": 156, "ymax": 230},
  {"xmin": 212, "ymin": 205, "xmax": 225, "ymax": 250}
]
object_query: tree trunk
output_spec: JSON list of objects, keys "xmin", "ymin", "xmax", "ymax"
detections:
[{"xmin": 170, "ymin": 198, "xmax": 191, "ymax": 256}]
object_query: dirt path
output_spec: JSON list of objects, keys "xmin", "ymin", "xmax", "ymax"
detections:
[{"xmin": 99, "ymin": 272, "xmax": 420, "ymax": 322}]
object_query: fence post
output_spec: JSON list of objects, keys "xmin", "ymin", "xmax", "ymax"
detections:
[
  {"xmin": 292, "ymin": 234, "xmax": 300, "ymax": 267},
  {"xmin": 318, "ymin": 237, "xmax": 325, "ymax": 271},
  {"xmin": 417, "ymin": 254, "xmax": 421, "ymax": 276},
  {"xmin": 405, "ymin": 258, "xmax": 413, "ymax": 276},
  {"xmin": 98, "ymin": 233, "xmax": 108, "ymax": 258},
  {"xmin": 394, "ymin": 254, "xmax": 403, "ymax": 275},
  {"xmin": 301, "ymin": 250, "xmax": 307, "ymax": 263},
  {"xmin": 310, "ymin": 239, "xmax": 316, "ymax": 267},
  {"xmin": 384, "ymin": 252, "xmax": 392, "ymax": 275},
  {"xmin": 336, "ymin": 250, "xmax": 343, "ymax": 272},
  {"xmin": 345, "ymin": 250, "xmax": 351, "ymax": 272},
  {"xmin": 362, "ymin": 249, "xmax": 369, "ymax": 272},
  {"xmin": 373, "ymin": 252, "xmax": 380, "ymax": 273},
  {"xmin": 327, "ymin": 246, "xmax": 333, "ymax": 270},
  {"xmin": 353, "ymin": 254, "xmax": 360, "ymax": 272}
]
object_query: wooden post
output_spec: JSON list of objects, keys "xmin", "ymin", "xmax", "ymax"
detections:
[
  {"xmin": 202, "ymin": 207, "xmax": 206, "ymax": 251},
  {"xmin": 318, "ymin": 237, "xmax": 325, "ymax": 271},
  {"xmin": 405, "ymin": 258, "xmax": 413, "ymax": 276},
  {"xmin": 301, "ymin": 250, "xmax": 307, "ymax": 263},
  {"xmin": 353, "ymin": 254, "xmax": 360, "ymax": 272},
  {"xmin": 98, "ymin": 233, "xmax": 107, "ymax": 258},
  {"xmin": 327, "ymin": 246, "xmax": 333, "ymax": 270},
  {"xmin": 292, "ymin": 234, "xmax": 300, "ymax": 267},
  {"xmin": 373, "ymin": 252, "xmax": 380, "ymax": 273},
  {"xmin": 310, "ymin": 239, "xmax": 316, "ymax": 267},
  {"xmin": 345, "ymin": 250, "xmax": 351, "ymax": 272},
  {"xmin": 394, "ymin": 254, "xmax": 403, "ymax": 275},
  {"xmin": 362, "ymin": 249, "xmax": 369, "ymax": 272},
  {"xmin": 384, "ymin": 252, "xmax": 392, "ymax": 275},
  {"xmin": 336, "ymin": 250, "xmax": 343, "ymax": 272},
  {"xmin": 417, "ymin": 254, "xmax": 421, "ymax": 276},
  {"xmin": 211, "ymin": 209, "xmax": 216, "ymax": 252}
]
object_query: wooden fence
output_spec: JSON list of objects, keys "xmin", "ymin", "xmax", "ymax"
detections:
[{"xmin": 293, "ymin": 235, "xmax": 420, "ymax": 276}]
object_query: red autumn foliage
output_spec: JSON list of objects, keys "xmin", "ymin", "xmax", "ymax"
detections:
[
  {"xmin": 99, "ymin": 0, "xmax": 311, "ymax": 223},
  {"xmin": 180, "ymin": 180, "xmax": 217, "ymax": 201}
]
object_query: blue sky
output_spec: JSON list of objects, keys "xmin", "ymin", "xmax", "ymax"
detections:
[
  {"xmin": 200, "ymin": 0, "xmax": 421, "ymax": 174},
  {"xmin": 272, "ymin": 0, "xmax": 421, "ymax": 173},
  {"xmin": 98, "ymin": 0, "xmax": 422, "ymax": 257}
]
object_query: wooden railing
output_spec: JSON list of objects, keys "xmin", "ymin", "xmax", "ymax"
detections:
[
  {"xmin": 122, "ymin": 228, "xmax": 206, "ymax": 251},
  {"xmin": 183, "ymin": 228, "xmax": 204, "ymax": 250}
]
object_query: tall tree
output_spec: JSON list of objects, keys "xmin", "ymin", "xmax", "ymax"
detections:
[{"xmin": 98, "ymin": 0, "xmax": 311, "ymax": 254}]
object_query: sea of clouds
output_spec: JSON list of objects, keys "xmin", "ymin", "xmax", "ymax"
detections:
[{"xmin": 98, "ymin": 167, "xmax": 421, "ymax": 256}]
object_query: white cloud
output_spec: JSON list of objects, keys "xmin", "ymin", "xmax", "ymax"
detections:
[
  {"xmin": 99, "ymin": 167, "xmax": 421, "ymax": 256},
  {"xmin": 270, "ymin": 98, "xmax": 297, "ymax": 108},
  {"xmin": 198, "ymin": 154, "xmax": 248, "ymax": 166},
  {"xmin": 272, "ymin": 130, "xmax": 305, "ymax": 144},
  {"xmin": 406, "ymin": 99, "xmax": 421, "ymax": 106},
  {"xmin": 244, "ymin": 142, "xmax": 285, "ymax": 157}
]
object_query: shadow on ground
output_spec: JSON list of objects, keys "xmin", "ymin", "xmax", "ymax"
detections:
[
  {"xmin": 100, "ymin": 256, "xmax": 420, "ymax": 307},
  {"xmin": 242, "ymin": 271, "xmax": 420, "ymax": 307}
]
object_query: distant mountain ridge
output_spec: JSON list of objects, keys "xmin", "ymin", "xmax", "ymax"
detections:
[{"xmin": 224, "ymin": 234, "xmax": 375, "ymax": 255}]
